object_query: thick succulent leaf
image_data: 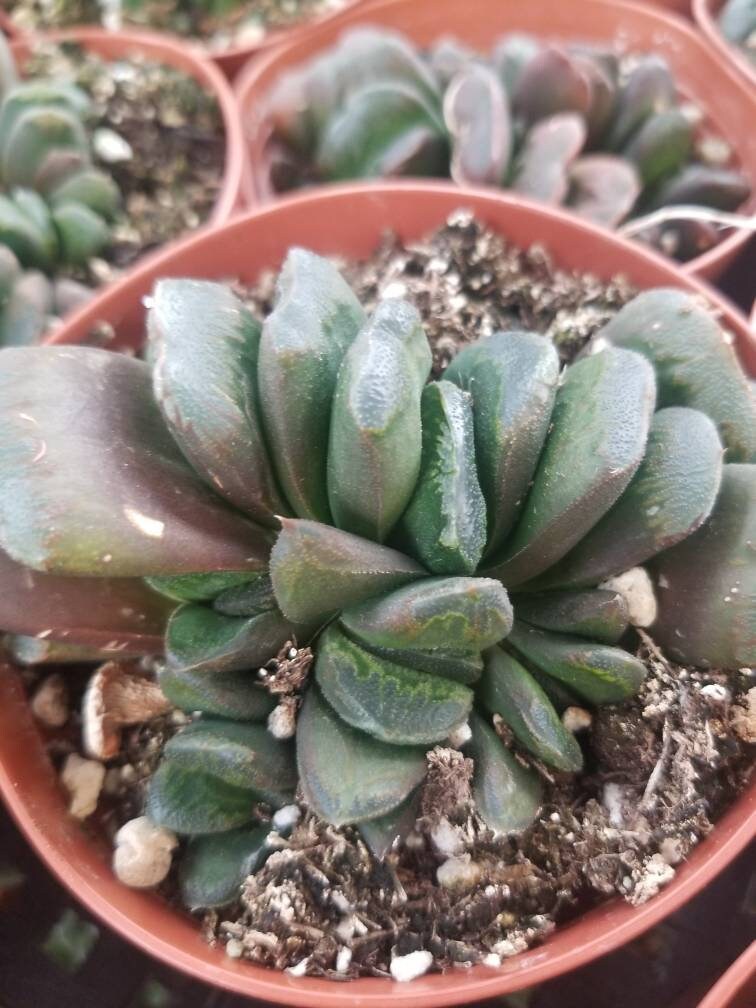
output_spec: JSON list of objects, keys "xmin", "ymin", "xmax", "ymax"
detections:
[
  {"xmin": 0, "ymin": 192, "xmax": 57, "ymax": 270},
  {"xmin": 480, "ymin": 648, "xmax": 583, "ymax": 772},
  {"xmin": 148, "ymin": 279, "xmax": 287, "ymax": 526},
  {"xmin": 648, "ymin": 164, "xmax": 751, "ymax": 212},
  {"xmin": 327, "ymin": 299, "xmax": 430, "ymax": 541},
  {"xmin": 340, "ymin": 576, "xmax": 512, "ymax": 653},
  {"xmin": 487, "ymin": 348, "xmax": 656, "ymax": 587},
  {"xmin": 0, "ymin": 82, "xmax": 90, "ymax": 154},
  {"xmin": 466, "ymin": 712, "xmax": 542, "ymax": 834},
  {"xmin": 512, "ymin": 588, "xmax": 629, "ymax": 644},
  {"xmin": 567, "ymin": 155, "xmax": 641, "ymax": 227},
  {"xmin": 356, "ymin": 642, "xmax": 483, "ymax": 685},
  {"xmin": 158, "ymin": 665, "xmax": 276, "ymax": 721},
  {"xmin": 358, "ymin": 790, "xmax": 420, "ymax": 860},
  {"xmin": 428, "ymin": 36, "xmax": 476, "ymax": 87},
  {"xmin": 0, "ymin": 244, "xmax": 19, "ymax": 299},
  {"xmin": 213, "ymin": 573, "xmax": 277, "ymax": 617},
  {"xmin": 165, "ymin": 604, "xmax": 297, "ymax": 675},
  {"xmin": 491, "ymin": 33, "xmax": 541, "ymax": 94},
  {"xmin": 573, "ymin": 54, "xmax": 616, "ymax": 146},
  {"xmin": 719, "ymin": 0, "xmax": 756, "ymax": 41},
  {"xmin": 315, "ymin": 624, "xmax": 473, "ymax": 745},
  {"xmin": 528, "ymin": 665, "xmax": 581, "ymax": 712},
  {"xmin": 511, "ymin": 113, "xmax": 586, "ymax": 203},
  {"xmin": 6, "ymin": 634, "xmax": 148, "ymax": 665},
  {"xmin": 180, "ymin": 826, "xmax": 270, "ymax": 909},
  {"xmin": 652, "ymin": 463, "xmax": 755, "ymax": 668},
  {"xmin": 0, "ymin": 270, "xmax": 53, "ymax": 347},
  {"xmin": 146, "ymin": 762, "xmax": 257, "ymax": 835},
  {"xmin": 296, "ymin": 686, "xmax": 427, "ymax": 827},
  {"xmin": 444, "ymin": 63, "xmax": 511, "ymax": 186},
  {"xmin": 51, "ymin": 203, "xmax": 110, "ymax": 266},
  {"xmin": 316, "ymin": 82, "xmax": 445, "ymax": 181},
  {"xmin": 2, "ymin": 105, "xmax": 89, "ymax": 188},
  {"xmin": 270, "ymin": 518, "xmax": 424, "ymax": 624},
  {"xmin": 0, "ymin": 546, "xmax": 173, "ymax": 651},
  {"xmin": 399, "ymin": 381, "xmax": 486, "ymax": 576},
  {"xmin": 598, "ymin": 289, "xmax": 756, "ymax": 462},
  {"xmin": 536, "ymin": 407, "xmax": 723, "ymax": 588},
  {"xmin": 146, "ymin": 571, "xmax": 258, "ymax": 604},
  {"xmin": 507, "ymin": 622, "xmax": 647, "ymax": 704},
  {"xmin": 0, "ymin": 347, "xmax": 272, "ymax": 576},
  {"xmin": 330, "ymin": 27, "xmax": 441, "ymax": 106},
  {"xmin": 162, "ymin": 719, "xmax": 296, "ymax": 804},
  {"xmin": 606, "ymin": 56, "xmax": 675, "ymax": 150},
  {"xmin": 622, "ymin": 109, "xmax": 692, "ymax": 187},
  {"xmin": 444, "ymin": 330, "xmax": 559, "ymax": 555},
  {"xmin": 258, "ymin": 249, "xmax": 365, "ymax": 523},
  {"xmin": 49, "ymin": 168, "xmax": 120, "ymax": 220},
  {"xmin": 512, "ymin": 47, "xmax": 591, "ymax": 125}
]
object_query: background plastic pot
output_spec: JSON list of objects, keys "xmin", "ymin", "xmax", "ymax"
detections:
[
  {"xmin": 0, "ymin": 183, "xmax": 753, "ymax": 1007},
  {"xmin": 694, "ymin": 0, "xmax": 756, "ymax": 90},
  {"xmin": 235, "ymin": 0, "xmax": 756, "ymax": 281},
  {"xmin": 11, "ymin": 27, "xmax": 244, "ymax": 227},
  {"xmin": 697, "ymin": 942, "xmax": 756, "ymax": 1008}
]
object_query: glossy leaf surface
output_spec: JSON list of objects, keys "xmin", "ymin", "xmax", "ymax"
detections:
[
  {"xmin": 180, "ymin": 826, "xmax": 270, "ymax": 909},
  {"xmin": 444, "ymin": 63, "xmax": 511, "ymax": 186},
  {"xmin": 512, "ymin": 587, "xmax": 629, "ymax": 644},
  {"xmin": 165, "ymin": 604, "xmax": 296, "ymax": 675},
  {"xmin": 466, "ymin": 712, "xmax": 542, "ymax": 834},
  {"xmin": 512, "ymin": 113, "xmax": 586, "ymax": 203},
  {"xmin": 158, "ymin": 665, "xmax": 276, "ymax": 721}
]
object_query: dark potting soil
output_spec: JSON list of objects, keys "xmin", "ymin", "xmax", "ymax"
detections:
[
  {"xmin": 24, "ymin": 41, "xmax": 224, "ymax": 286},
  {"xmin": 23, "ymin": 212, "xmax": 755, "ymax": 981}
]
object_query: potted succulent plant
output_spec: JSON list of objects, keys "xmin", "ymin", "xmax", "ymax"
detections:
[
  {"xmin": 2, "ymin": 0, "xmax": 365, "ymax": 80},
  {"xmin": 0, "ymin": 183, "xmax": 753, "ymax": 1005},
  {"xmin": 694, "ymin": 0, "xmax": 756, "ymax": 89},
  {"xmin": 0, "ymin": 25, "xmax": 242, "ymax": 346},
  {"xmin": 235, "ymin": 0, "xmax": 756, "ymax": 280}
]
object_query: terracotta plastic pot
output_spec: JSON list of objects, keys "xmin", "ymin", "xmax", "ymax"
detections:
[
  {"xmin": 235, "ymin": 0, "xmax": 756, "ymax": 282},
  {"xmin": 694, "ymin": 0, "xmax": 756, "ymax": 90},
  {"xmin": 0, "ymin": 182, "xmax": 754, "ymax": 1006},
  {"xmin": 697, "ymin": 942, "xmax": 756, "ymax": 1008},
  {"xmin": 10, "ymin": 27, "xmax": 244, "ymax": 226}
]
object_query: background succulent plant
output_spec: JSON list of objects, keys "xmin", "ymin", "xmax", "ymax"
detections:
[
  {"xmin": 0, "ymin": 250, "xmax": 753, "ymax": 911},
  {"xmin": 718, "ymin": 0, "xmax": 756, "ymax": 65},
  {"xmin": 0, "ymin": 36, "xmax": 120, "ymax": 276},
  {"xmin": 266, "ymin": 27, "xmax": 751, "ymax": 261}
]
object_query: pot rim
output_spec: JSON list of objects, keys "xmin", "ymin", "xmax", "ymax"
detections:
[
  {"xmin": 234, "ymin": 0, "xmax": 756, "ymax": 280},
  {"xmin": 693, "ymin": 0, "xmax": 756, "ymax": 92},
  {"xmin": 11, "ymin": 25, "xmax": 244, "ymax": 227},
  {"xmin": 697, "ymin": 941, "xmax": 756, "ymax": 1008},
  {"xmin": 2, "ymin": 181, "xmax": 754, "ymax": 1007}
]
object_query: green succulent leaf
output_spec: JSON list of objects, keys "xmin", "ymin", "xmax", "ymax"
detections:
[
  {"xmin": 429, "ymin": 37, "xmax": 476, "ymax": 88},
  {"xmin": 606, "ymin": 55, "xmax": 675, "ymax": 150},
  {"xmin": 480, "ymin": 647, "xmax": 583, "ymax": 772},
  {"xmin": 148, "ymin": 279, "xmax": 287, "ymax": 527},
  {"xmin": 213, "ymin": 573, "xmax": 277, "ymax": 617},
  {"xmin": 512, "ymin": 46, "xmax": 592, "ymax": 125},
  {"xmin": 158, "ymin": 665, "xmax": 276, "ymax": 721},
  {"xmin": 330, "ymin": 26, "xmax": 442, "ymax": 106},
  {"xmin": 649, "ymin": 165, "xmax": 751, "ymax": 212},
  {"xmin": 258, "ymin": 249, "xmax": 366, "ymax": 522},
  {"xmin": 314, "ymin": 623, "xmax": 473, "ymax": 745},
  {"xmin": 512, "ymin": 113, "xmax": 587, "ymax": 203},
  {"xmin": 491, "ymin": 33, "xmax": 541, "ymax": 94},
  {"xmin": 146, "ymin": 761, "xmax": 258, "ymax": 835},
  {"xmin": 444, "ymin": 330, "xmax": 559, "ymax": 555},
  {"xmin": 574, "ymin": 53, "xmax": 616, "ymax": 146},
  {"xmin": 51, "ymin": 202, "xmax": 110, "ymax": 266},
  {"xmin": 622, "ymin": 109, "xmax": 693, "ymax": 188},
  {"xmin": 355, "ymin": 643, "xmax": 484, "ymax": 685},
  {"xmin": 487, "ymin": 347, "xmax": 656, "ymax": 587},
  {"xmin": 340, "ymin": 576, "xmax": 512, "ymax": 653},
  {"xmin": 296, "ymin": 686, "xmax": 427, "ymax": 826},
  {"xmin": 652, "ymin": 463, "xmax": 756, "ymax": 668},
  {"xmin": 0, "ymin": 347, "xmax": 272, "ymax": 576},
  {"xmin": 165, "ymin": 604, "xmax": 297, "ymax": 675},
  {"xmin": 598, "ymin": 288, "xmax": 756, "ymax": 462},
  {"xmin": 719, "ymin": 0, "xmax": 756, "ymax": 41},
  {"xmin": 146, "ymin": 571, "xmax": 259, "ymax": 604},
  {"xmin": 48, "ymin": 168, "xmax": 121, "ymax": 220},
  {"xmin": 0, "ymin": 192, "xmax": 57, "ymax": 270},
  {"xmin": 180, "ymin": 826, "xmax": 270, "ymax": 909},
  {"xmin": 270, "ymin": 517, "xmax": 424, "ymax": 624},
  {"xmin": 357, "ymin": 790, "xmax": 420, "ymax": 860},
  {"xmin": 535, "ymin": 406, "xmax": 723, "ymax": 589},
  {"xmin": 567, "ymin": 155, "xmax": 641, "ymax": 227},
  {"xmin": 466, "ymin": 711, "xmax": 542, "ymax": 834},
  {"xmin": 327, "ymin": 299, "xmax": 430, "ymax": 541},
  {"xmin": 507, "ymin": 622, "xmax": 647, "ymax": 704},
  {"xmin": 2, "ymin": 105, "xmax": 89, "ymax": 189},
  {"xmin": 512, "ymin": 588, "xmax": 629, "ymax": 644},
  {"xmin": 0, "ymin": 269, "xmax": 53, "ymax": 346},
  {"xmin": 400, "ymin": 380, "xmax": 487, "ymax": 576},
  {"xmin": 161, "ymin": 719, "xmax": 296, "ymax": 804},
  {"xmin": 444, "ymin": 63, "xmax": 511, "ymax": 186},
  {"xmin": 0, "ymin": 82, "xmax": 90, "ymax": 154}
]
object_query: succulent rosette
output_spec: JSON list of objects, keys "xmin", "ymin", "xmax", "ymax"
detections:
[
  {"xmin": 0, "ymin": 249, "xmax": 753, "ymax": 909},
  {"xmin": 266, "ymin": 28, "xmax": 751, "ymax": 261}
]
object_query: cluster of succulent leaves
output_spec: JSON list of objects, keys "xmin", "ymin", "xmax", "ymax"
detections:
[
  {"xmin": 267, "ymin": 27, "xmax": 751, "ymax": 261},
  {"xmin": 0, "ymin": 249, "xmax": 754, "ymax": 912},
  {"xmin": 0, "ymin": 36, "xmax": 119, "ymax": 279},
  {"xmin": 719, "ymin": 0, "xmax": 756, "ymax": 66}
]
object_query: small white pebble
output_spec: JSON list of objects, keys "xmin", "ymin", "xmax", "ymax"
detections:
[
  {"xmin": 601, "ymin": 567, "xmax": 657, "ymax": 627},
  {"xmin": 113, "ymin": 816, "xmax": 177, "ymax": 888},
  {"xmin": 659, "ymin": 837, "xmax": 685, "ymax": 865},
  {"xmin": 436, "ymin": 855, "xmax": 481, "ymax": 891},
  {"xmin": 268, "ymin": 702, "xmax": 296, "ymax": 739},
  {"xmin": 562, "ymin": 706, "xmax": 592, "ymax": 733},
  {"xmin": 286, "ymin": 957, "xmax": 310, "ymax": 977},
  {"xmin": 61, "ymin": 753, "xmax": 105, "ymax": 820},
  {"xmin": 225, "ymin": 939, "xmax": 244, "ymax": 959},
  {"xmin": 272, "ymin": 804, "xmax": 301, "ymax": 833},
  {"xmin": 446, "ymin": 720, "xmax": 472, "ymax": 749},
  {"xmin": 603, "ymin": 782, "xmax": 625, "ymax": 828},
  {"xmin": 390, "ymin": 949, "xmax": 433, "ymax": 982},
  {"xmin": 493, "ymin": 935, "xmax": 528, "ymax": 958},
  {"xmin": 700, "ymin": 684, "xmax": 730, "ymax": 704},
  {"xmin": 430, "ymin": 817, "xmax": 464, "ymax": 857},
  {"xmin": 549, "ymin": 811, "xmax": 560, "ymax": 823},
  {"xmin": 335, "ymin": 947, "xmax": 352, "ymax": 973},
  {"xmin": 381, "ymin": 281, "xmax": 408, "ymax": 300},
  {"xmin": 31, "ymin": 673, "xmax": 69, "ymax": 727},
  {"xmin": 93, "ymin": 127, "xmax": 133, "ymax": 163},
  {"xmin": 482, "ymin": 953, "xmax": 502, "ymax": 968},
  {"xmin": 287, "ymin": 647, "xmax": 298, "ymax": 660}
]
